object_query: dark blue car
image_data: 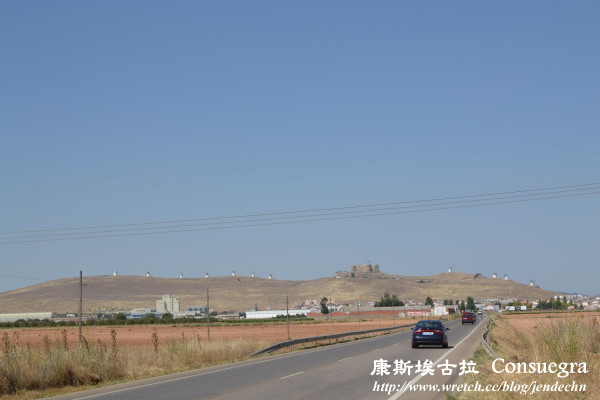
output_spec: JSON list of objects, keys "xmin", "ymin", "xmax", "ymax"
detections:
[{"xmin": 411, "ymin": 320, "xmax": 449, "ymax": 348}]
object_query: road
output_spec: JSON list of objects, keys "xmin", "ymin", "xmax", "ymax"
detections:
[{"xmin": 53, "ymin": 317, "xmax": 488, "ymax": 400}]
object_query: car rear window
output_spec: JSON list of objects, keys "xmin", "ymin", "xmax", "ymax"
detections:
[{"xmin": 416, "ymin": 321, "xmax": 442, "ymax": 330}]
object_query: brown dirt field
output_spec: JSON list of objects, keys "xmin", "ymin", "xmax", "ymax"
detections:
[
  {"xmin": 2, "ymin": 318, "xmax": 415, "ymax": 348},
  {"xmin": 502, "ymin": 311, "xmax": 600, "ymax": 334}
]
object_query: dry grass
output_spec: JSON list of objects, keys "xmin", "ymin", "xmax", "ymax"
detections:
[
  {"xmin": 459, "ymin": 315, "xmax": 599, "ymax": 400},
  {"xmin": 0, "ymin": 329, "xmax": 272, "ymax": 398}
]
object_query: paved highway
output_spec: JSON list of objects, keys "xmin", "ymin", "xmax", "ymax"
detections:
[{"xmin": 54, "ymin": 317, "xmax": 488, "ymax": 400}]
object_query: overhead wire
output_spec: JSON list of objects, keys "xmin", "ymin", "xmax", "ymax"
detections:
[
  {"xmin": 2, "ymin": 142, "xmax": 591, "ymax": 186},
  {"xmin": 1, "ymin": 181, "xmax": 599, "ymax": 235},
  {"xmin": 0, "ymin": 274, "xmax": 49, "ymax": 282},
  {"xmin": 1, "ymin": 184, "xmax": 600, "ymax": 240},
  {"xmin": 1, "ymin": 183, "xmax": 599, "ymax": 244},
  {"xmin": 2, "ymin": 190, "xmax": 600, "ymax": 244}
]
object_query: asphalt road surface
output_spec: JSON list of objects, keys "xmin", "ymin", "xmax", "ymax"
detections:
[{"xmin": 54, "ymin": 317, "xmax": 488, "ymax": 400}]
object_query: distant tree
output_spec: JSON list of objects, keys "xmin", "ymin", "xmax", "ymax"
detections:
[
  {"xmin": 320, "ymin": 297, "xmax": 329, "ymax": 314},
  {"xmin": 443, "ymin": 299, "xmax": 454, "ymax": 305},
  {"xmin": 466, "ymin": 296, "xmax": 477, "ymax": 311},
  {"xmin": 459, "ymin": 301, "xmax": 466, "ymax": 311},
  {"xmin": 553, "ymin": 298, "xmax": 567, "ymax": 310},
  {"xmin": 114, "ymin": 312, "xmax": 127, "ymax": 321},
  {"xmin": 374, "ymin": 292, "xmax": 404, "ymax": 307},
  {"xmin": 141, "ymin": 313, "xmax": 157, "ymax": 321},
  {"xmin": 536, "ymin": 300, "xmax": 550, "ymax": 310},
  {"xmin": 425, "ymin": 296, "xmax": 434, "ymax": 307},
  {"xmin": 162, "ymin": 312, "xmax": 173, "ymax": 321}
]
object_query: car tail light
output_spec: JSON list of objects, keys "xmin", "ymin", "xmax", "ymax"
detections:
[
  {"xmin": 434, "ymin": 330, "xmax": 443, "ymax": 335},
  {"xmin": 413, "ymin": 330, "xmax": 422, "ymax": 335}
]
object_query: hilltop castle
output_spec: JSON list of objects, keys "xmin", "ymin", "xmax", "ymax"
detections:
[
  {"xmin": 352, "ymin": 263, "xmax": 380, "ymax": 274},
  {"xmin": 336, "ymin": 263, "xmax": 392, "ymax": 279}
]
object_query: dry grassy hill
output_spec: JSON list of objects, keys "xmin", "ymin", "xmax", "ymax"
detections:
[{"xmin": 0, "ymin": 272, "xmax": 558, "ymax": 314}]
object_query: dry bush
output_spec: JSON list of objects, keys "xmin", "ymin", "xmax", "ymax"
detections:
[
  {"xmin": 0, "ymin": 331, "xmax": 272, "ymax": 396},
  {"xmin": 123, "ymin": 337, "xmax": 271, "ymax": 379},
  {"xmin": 0, "ymin": 336, "xmax": 125, "ymax": 395},
  {"xmin": 459, "ymin": 316, "xmax": 599, "ymax": 400}
]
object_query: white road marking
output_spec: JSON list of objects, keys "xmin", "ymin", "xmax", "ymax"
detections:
[
  {"xmin": 338, "ymin": 357, "xmax": 352, "ymax": 362},
  {"xmin": 279, "ymin": 371, "xmax": 305, "ymax": 380},
  {"xmin": 387, "ymin": 318, "xmax": 487, "ymax": 400}
]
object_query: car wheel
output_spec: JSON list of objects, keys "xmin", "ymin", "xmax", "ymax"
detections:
[
  {"xmin": 442, "ymin": 340, "xmax": 448, "ymax": 348},
  {"xmin": 412, "ymin": 342, "xmax": 418, "ymax": 348}
]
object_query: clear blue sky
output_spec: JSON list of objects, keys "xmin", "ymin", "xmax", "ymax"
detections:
[{"xmin": 1, "ymin": 2, "xmax": 599, "ymax": 296}]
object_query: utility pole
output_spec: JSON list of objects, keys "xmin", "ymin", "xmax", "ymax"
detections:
[
  {"xmin": 286, "ymin": 295, "xmax": 290, "ymax": 340},
  {"xmin": 330, "ymin": 296, "xmax": 334, "ymax": 334},
  {"xmin": 357, "ymin": 300, "xmax": 361, "ymax": 330},
  {"xmin": 206, "ymin": 287, "xmax": 211, "ymax": 342},
  {"xmin": 79, "ymin": 270, "xmax": 83, "ymax": 337}
]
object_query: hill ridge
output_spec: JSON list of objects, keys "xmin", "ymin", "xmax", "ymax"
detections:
[{"xmin": 0, "ymin": 272, "xmax": 557, "ymax": 313}]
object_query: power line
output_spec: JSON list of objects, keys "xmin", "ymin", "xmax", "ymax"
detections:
[
  {"xmin": 0, "ymin": 274, "xmax": 50, "ymax": 282},
  {"xmin": 2, "ymin": 142, "xmax": 593, "ymax": 186},
  {"xmin": 1, "ymin": 189, "xmax": 599, "ymax": 244},
  {"xmin": 2, "ymin": 185, "xmax": 600, "ymax": 240},
  {"xmin": 1, "ymin": 182, "xmax": 599, "ymax": 235}
]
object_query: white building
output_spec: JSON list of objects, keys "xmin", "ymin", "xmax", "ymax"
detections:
[
  {"xmin": 245, "ymin": 310, "xmax": 307, "ymax": 319},
  {"xmin": 431, "ymin": 306, "xmax": 451, "ymax": 316},
  {"xmin": 156, "ymin": 294, "xmax": 180, "ymax": 314},
  {"xmin": 0, "ymin": 312, "xmax": 55, "ymax": 322},
  {"xmin": 187, "ymin": 305, "xmax": 208, "ymax": 315}
]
